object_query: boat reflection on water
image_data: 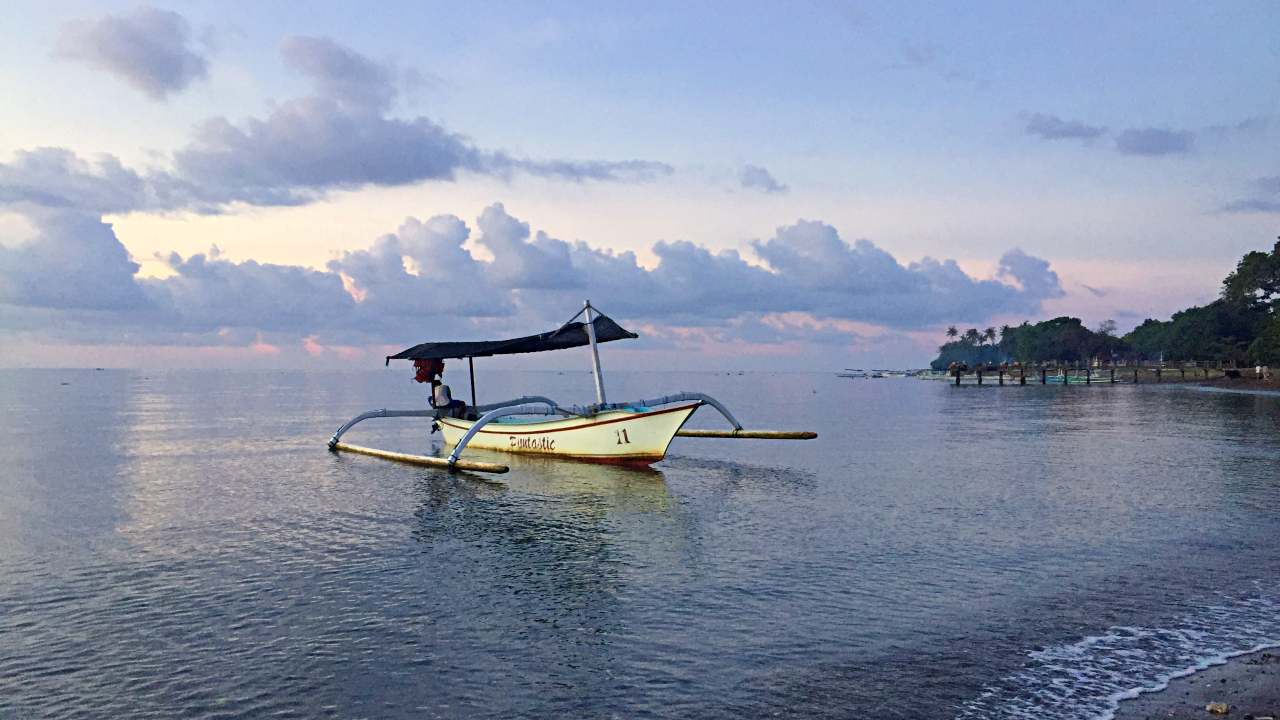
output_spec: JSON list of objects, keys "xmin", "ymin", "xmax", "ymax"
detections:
[
  {"xmin": 409, "ymin": 450, "xmax": 677, "ymax": 551},
  {"xmin": 405, "ymin": 455, "xmax": 681, "ymax": 655}
]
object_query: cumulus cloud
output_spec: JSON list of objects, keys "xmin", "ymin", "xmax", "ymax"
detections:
[
  {"xmin": 55, "ymin": 6, "xmax": 209, "ymax": 100},
  {"xmin": 0, "ymin": 210, "xmax": 149, "ymax": 311},
  {"xmin": 147, "ymin": 250, "xmax": 354, "ymax": 334},
  {"xmin": 0, "ymin": 202, "xmax": 1064, "ymax": 350},
  {"xmin": 327, "ymin": 214, "xmax": 509, "ymax": 321},
  {"xmin": 1024, "ymin": 113, "xmax": 1106, "ymax": 141},
  {"xmin": 473, "ymin": 203, "xmax": 580, "ymax": 289},
  {"xmin": 1114, "ymin": 127, "xmax": 1195, "ymax": 156},
  {"xmin": 743, "ymin": 221, "xmax": 1061, "ymax": 327},
  {"xmin": 739, "ymin": 164, "xmax": 788, "ymax": 194}
]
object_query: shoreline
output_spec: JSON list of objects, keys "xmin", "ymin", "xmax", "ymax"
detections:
[
  {"xmin": 1111, "ymin": 648, "xmax": 1280, "ymax": 720},
  {"xmin": 1194, "ymin": 377, "xmax": 1280, "ymax": 396}
]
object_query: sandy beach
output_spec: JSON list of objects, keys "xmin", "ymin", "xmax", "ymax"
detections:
[{"xmin": 1112, "ymin": 649, "xmax": 1280, "ymax": 720}]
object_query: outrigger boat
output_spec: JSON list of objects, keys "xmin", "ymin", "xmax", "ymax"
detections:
[{"xmin": 328, "ymin": 302, "xmax": 817, "ymax": 474}]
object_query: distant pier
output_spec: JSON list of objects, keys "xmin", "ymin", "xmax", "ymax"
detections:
[{"xmin": 944, "ymin": 364, "xmax": 1229, "ymax": 386}]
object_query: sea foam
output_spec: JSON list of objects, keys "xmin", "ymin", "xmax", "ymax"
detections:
[{"xmin": 954, "ymin": 584, "xmax": 1280, "ymax": 720}]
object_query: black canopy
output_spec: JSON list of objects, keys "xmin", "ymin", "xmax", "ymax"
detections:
[{"xmin": 386, "ymin": 313, "xmax": 638, "ymax": 364}]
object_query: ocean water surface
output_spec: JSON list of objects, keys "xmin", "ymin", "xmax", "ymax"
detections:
[{"xmin": 2, "ymin": 368, "xmax": 1279, "ymax": 719}]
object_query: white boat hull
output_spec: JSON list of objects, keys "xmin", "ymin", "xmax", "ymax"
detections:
[{"xmin": 437, "ymin": 402, "xmax": 700, "ymax": 465}]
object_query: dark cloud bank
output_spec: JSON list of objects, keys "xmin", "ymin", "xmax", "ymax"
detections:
[{"xmin": 1, "ymin": 18, "xmax": 1063, "ymax": 352}]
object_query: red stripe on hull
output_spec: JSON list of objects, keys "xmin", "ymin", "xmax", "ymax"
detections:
[{"xmin": 437, "ymin": 403, "xmax": 699, "ymax": 436}]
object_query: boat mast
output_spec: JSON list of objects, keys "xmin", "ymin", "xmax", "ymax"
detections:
[{"xmin": 583, "ymin": 299, "xmax": 607, "ymax": 405}]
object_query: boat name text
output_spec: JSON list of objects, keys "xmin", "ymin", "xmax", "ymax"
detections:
[{"xmin": 510, "ymin": 435, "xmax": 556, "ymax": 452}]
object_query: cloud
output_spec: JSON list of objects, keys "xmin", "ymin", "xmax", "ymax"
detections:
[
  {"xmin": 0, "ymin": 204, "xmax": 1063, "ymax": 348},
  {"xmin": 1219, "ymin": 176, "xmax": 1280, "ymax": 214},
  {"xmin": 473, "ymin": 203, "xmax": 580, "ymax": 289},
  {"xmin": 172, "ymin": 97, "xmax": 486, "ymax": 206},
  {"xmin": 280, "ymin": 35, "xmax": 397, "ymax": 111},
  {"xmin": 10, "ymin": 37, "xmax": 671, "ymax": 214},
  {"xmin": 168, "ymin": 36, "xmax": 671, "ymax": 206},
  {"xmin": 0, "ymin": 147, "xmax": 179, "ymax": 214},
  {"xmin": 739, "ymin": 164, "xmax": 788, "ymax": 194},
  {"xmin": 1024, "ymin": 113, "xmax": 1106, "ymax": 141},
  {"xmin": 0, "ymin": 210, "xmax": 149, "ymax": 311},
  {"xmin": 1023, "ymin": 114, "xmax": 1269, "ymax": 159},
  {"xmin": 996, "ymin": 248, "xmax": 1064, "ymax": 301},
  {"xmin": 885, "ymin": 40, "xmax": 975, "ymax": 85},
  {"xmin": 1203, "ymin": 115, "xmax": 1273, "ymax": 138},
  {"xmin": 748, "ymin": 223, "xmax": 1063, "ymax": 327},
  {"xmin": 1219, "ymin": 198, "xmax": 1280, "ymax": 214},
  {"xmin": 892, "ymin": 40, "xmax": 942, "ymax": 69},
  {"xmin": 139, "ymin": 250, "xmax": 355, "ymax": 338},
  {"xmin": 326, "ymin": 214, "xmax": 507, "ymax": 323},
  {"xmin": 1114, "ymin": 128, "xmax": 1194, "ymax": 156},
  {"xmin": 502, "ymin": 157, "xmax": 673, "ymax": 183},
  {"xmin": 55, "ymin": 6, "xmax": 209, "ymax": 100}
]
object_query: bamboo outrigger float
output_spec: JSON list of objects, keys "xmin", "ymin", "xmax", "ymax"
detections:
[{"xmin": 328, "ymin": 301, "xmax": 816, "ymax": 473}]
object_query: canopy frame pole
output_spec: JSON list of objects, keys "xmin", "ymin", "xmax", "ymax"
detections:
[
  {"xmin": 583, "ymin": 299, "xmax": 607, "ymax": 406},
  {"xmin": 468, "ymin": 356, "xmax": 477, "ymax": 408}
]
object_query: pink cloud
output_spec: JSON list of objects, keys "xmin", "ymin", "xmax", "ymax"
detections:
[{"xmin": 250, "ymin": 334, "xmax": 281, "ymax": 355}]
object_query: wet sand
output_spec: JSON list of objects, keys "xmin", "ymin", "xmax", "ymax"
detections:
[{"xmin": 1112, "ymin": 649, "xmax": 1280, "ymax": 720}]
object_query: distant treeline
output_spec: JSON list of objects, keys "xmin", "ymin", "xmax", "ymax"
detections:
[{"xmin": 931, "ymin": 240, "xmax": 1280, "ymax": 370}]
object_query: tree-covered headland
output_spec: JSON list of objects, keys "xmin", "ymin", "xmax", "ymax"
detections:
[{"xmin": 931, "ymin": 240, "xmax": 1280, "ymax": 370}]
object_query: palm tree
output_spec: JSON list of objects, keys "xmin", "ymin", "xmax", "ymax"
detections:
[
  {"xmin": 946, "ymin": 326, "xmax": 959, "ymax": 340},
  {"xmin": 984, "ymin": 327, "xmax": 997, "ymax": 346},
  {"xmin": 963, "ymin": 328, "xmax": 981, "ymax": 345}
]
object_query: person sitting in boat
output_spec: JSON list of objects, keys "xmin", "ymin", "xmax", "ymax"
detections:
[{"xmin": 414, "ymin": 359, "xmax": 467, "ymax": 418}]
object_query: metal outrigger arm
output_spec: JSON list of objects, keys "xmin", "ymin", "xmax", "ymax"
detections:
[
  {"xmin": 446, "ymin": 404, "xmax": 563, "ymax": 466},
  {"xmin": 591, "ymin": 392, "xmax": 744, "ymax": 430},
  {"xmin": 327, "ymin": 390, "xmax": 811, "ymax": 474},
  {"xmin": 327, "ymin": 409, "xmax": 437, "ymax": 450}
]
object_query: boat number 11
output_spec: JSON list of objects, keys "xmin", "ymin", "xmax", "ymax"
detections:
[{"xmin": 615, "ymin": 428, "xmax": 632, "ymax": 445}]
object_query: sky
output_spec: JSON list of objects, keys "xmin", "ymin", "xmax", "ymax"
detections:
[{"xmin": 0, "ymin": 1, "xmax": 1277, "ymax": 370}]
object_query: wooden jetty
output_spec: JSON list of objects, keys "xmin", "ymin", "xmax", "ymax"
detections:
[{"xmin": 946, "ymin": 365, "xmax": 1228, "ymax": 386}]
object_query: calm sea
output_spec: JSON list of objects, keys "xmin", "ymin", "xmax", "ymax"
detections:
[{"xmin": 2, "ymin": 368, "xmax": 1279, "ymax": 719}]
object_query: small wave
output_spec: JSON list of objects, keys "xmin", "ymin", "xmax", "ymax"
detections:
[{"xmin": 954, "ymin": 585, "xmax": 1280, "ymax": 720}]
